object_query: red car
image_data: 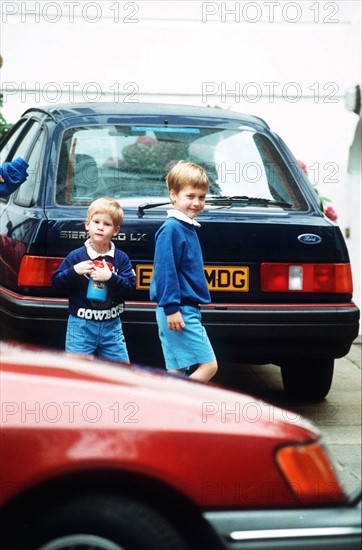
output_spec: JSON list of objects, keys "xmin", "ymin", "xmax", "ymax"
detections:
[{"xmin": 0, "ymin": 342, "xmax": 360, "ymax": 550}]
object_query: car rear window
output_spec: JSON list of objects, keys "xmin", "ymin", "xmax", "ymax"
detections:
[{"xmin": 55, "ymin": 125, "xmax": 308, "ymax": 210}]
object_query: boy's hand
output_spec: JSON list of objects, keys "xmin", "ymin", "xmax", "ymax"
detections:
[
  {"xmin": 91, "ymin": 259, "xmax": 112, "ymax": 282},
  {"xmin": 74, "ymin": 260, "xmax": 95, "ymax": 275},
  {"xmin": 167, "ymin": 311, "xmax": 185, "ymax": 332}
]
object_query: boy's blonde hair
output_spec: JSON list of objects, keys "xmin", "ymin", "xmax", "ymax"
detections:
[
  {"xmin": 87, "ymin": 197, "xmax": 124, "ymax": 227},
  {"xmin": 166, "ymin": 161, "xmax": 209, "ymax": 195}
]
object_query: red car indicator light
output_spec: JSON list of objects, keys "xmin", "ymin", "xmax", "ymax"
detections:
[
  {"xmin": 276, "ymin": 442, "xmax": 346, "ymax": 504},
  {"xmin": 261, "ymin": 263, "xmax": 353, "ymax": 293},
  {"xmin": 18, "ymin": 256, "xmax": 63, "ymax": 287}
]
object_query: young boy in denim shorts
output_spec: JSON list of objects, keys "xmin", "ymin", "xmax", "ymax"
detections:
[
  {"xmin": 150, "ymin": 161, "xmax": 218, "ymax": 382},
  {"xmin": 51, "ymin": 197, "xmax": 135, "ymax": 362}
]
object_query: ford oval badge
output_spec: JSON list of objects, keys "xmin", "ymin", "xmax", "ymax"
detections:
[{"xmin": 298, "ymin": 234, "xmax": 322, "ymax": 244}]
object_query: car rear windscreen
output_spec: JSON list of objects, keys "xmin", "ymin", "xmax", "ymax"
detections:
[{"xmin": 55, "ymin": 125, "xmax": 308, "ymax": 210}]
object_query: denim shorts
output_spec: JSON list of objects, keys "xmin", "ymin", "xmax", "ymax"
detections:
[
  {"xmin": 156, "ymin": 304, "xmax": 216, "ymax": 371},
  {"xmin": 66, "ymin": 315, "xmax": 129, "ymax": 363}
]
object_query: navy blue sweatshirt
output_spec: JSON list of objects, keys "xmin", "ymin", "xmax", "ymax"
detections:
[
  {"xmin": 51, "ymin": 245, "xmax": 135, "ymax": 321},
  {"xmin": 150, "ymin": 216, "xmax": 210, "ymax": 315}
]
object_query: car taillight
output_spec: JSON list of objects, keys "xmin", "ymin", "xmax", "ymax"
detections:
[
  {"xmin": 261, "ymin": 263, "xmax": 353, "ymax": 293},
  {"xmin": 18, "ymin": 256, "xmax": 63, "ymax": 287},
  {"xmin": 276, "ymin": 442, "xmax": 346, "ymax": 504}
]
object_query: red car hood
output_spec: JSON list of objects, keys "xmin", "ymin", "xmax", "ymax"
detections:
[
  {"xmin": 1, "ymin": 341, "xmax": 317, "ymax": 439},
  {"xmin": 1, "ymin": 341, "xmax": 331, "ymax": 510}
]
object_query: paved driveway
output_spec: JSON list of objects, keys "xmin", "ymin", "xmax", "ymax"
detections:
[{"xmin": 214, "ymin": 338, "xmax": 362, "ymax": 495}]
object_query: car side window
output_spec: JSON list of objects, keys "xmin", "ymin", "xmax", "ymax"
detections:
[
  {"xmin": 0, "ymin": 120, "xmax": 37, "ymax": 204},
  {"xmin": 13, "ymin": 124, "xmax": 46, "ymax": 207},
  {"xmin": 0, "ymin": 119, "xmax": 29, "ymax": 164}
]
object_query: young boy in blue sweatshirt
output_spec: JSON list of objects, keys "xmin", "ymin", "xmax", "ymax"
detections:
[
  {"xmin": 150, "ymin": 161, "xmax": 218, "ymax": 382},
  {"xmin": 51, "ymin": 197, "xmax": 135, "ymax": 362}
]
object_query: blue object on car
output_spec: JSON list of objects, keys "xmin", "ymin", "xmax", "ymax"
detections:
[{"xmin": 0, "ymin": 157, "xmax": 29, "ymax": 197}]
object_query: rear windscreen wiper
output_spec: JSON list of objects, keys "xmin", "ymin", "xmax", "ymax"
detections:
[
  {"xmin": 138, "ymin": 202, "xmax": 171, "ymax": 217},
  {"xmin": 206, "ymin": 196, "xmax": 293, "ymax": 208},
  {"xmin": 138, "ymin": 196, "xmax": 292, "ymax": 217}
]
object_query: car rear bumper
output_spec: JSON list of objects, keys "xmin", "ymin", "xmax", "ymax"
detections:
[
  {"xmin": 201, "ymin": 301, "xmax": 360, "ymax": 361},
  {"xmin": 204, "ymin": 492, "xmax": 362, "ymax": 549},
  {"xmin": 0, "ymin": 286, "xmax": 360, "ymax": 361}
]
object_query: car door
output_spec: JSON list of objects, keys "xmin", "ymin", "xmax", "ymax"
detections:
[{"xmin": 0, "ymin": 118, "xmax": 47, "ymax": 289}]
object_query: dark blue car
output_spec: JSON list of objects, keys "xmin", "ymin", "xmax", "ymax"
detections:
[{"xmin": 0, "ymin": 102, "xmax": 359, "ymax": 400}]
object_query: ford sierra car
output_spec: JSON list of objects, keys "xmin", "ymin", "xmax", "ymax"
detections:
[
  {"xmin": 0, "ymin": 341, "xmax": 361, "ymax": 550},
  {"xmin": 0, "ymin": 102, "xmax": 359, "ymax": 400}
]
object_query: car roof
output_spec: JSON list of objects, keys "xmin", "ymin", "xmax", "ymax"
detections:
[{"xmin": 21, "ymin": 102, "xmax": 269, "ymax": 129}]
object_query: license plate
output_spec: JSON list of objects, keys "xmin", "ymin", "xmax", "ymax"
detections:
[{"xmin": 136, "ymin": 265, "xmax": 249, "ymax": 292}]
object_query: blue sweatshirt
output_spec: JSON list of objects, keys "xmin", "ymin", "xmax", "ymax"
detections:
[
  {"xmin": 150, "ymin": 215, "xmax": 210, "ymax": 315},
  {"xmin": 51, "ymin": 244, "xmax": 135, "ymax": 321},
  {"xmin": 0, "ymin": 157, "xmax": 29, "ymax": 198}
]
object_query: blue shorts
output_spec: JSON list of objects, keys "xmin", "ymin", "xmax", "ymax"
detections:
[
  {"xmin": 156, "ymin": 304, "xmax": 216, "ymax": 371},
  {"xmin": 66, "ymin": 315, "xmax": 129, "ymax": 363}
]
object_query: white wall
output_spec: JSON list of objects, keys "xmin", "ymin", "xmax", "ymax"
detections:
[{"xmin": 1, "ymin": 0, "xmax": 361, "ymax": 322}]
